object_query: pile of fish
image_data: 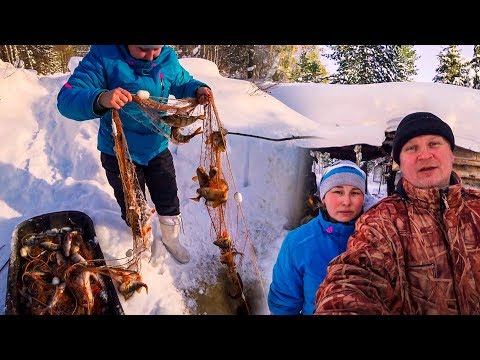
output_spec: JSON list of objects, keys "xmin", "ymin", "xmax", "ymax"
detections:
[{"xmin": 18, "ymin": 226, "xmax": 146, "ymax": 315}]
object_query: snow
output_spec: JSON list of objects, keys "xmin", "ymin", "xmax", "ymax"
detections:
[{"xmin": 1, "ymin": 54, "xmax": 479, "ymax": 315}]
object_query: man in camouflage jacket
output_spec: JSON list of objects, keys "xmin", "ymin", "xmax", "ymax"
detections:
[{"xmin": 314, "ymin": 112, "xmax": 480, "ymax": 315}]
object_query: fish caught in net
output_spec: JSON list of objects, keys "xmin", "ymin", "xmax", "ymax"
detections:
[{"xmin": 123, "ymin": 91, "xmax": 268, "ymax": 313}]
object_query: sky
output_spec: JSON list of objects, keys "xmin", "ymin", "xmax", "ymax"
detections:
[
  {"xmin": 321, "ymin": 45, "xmax": 475, "ymax": 83},
  {"xmin": 414, "ymin": 45, "xmax": 474, "ymax": 82},
  {"xmin": 1, "ymin": 53, "xmax": 480, "ymax": 315}
]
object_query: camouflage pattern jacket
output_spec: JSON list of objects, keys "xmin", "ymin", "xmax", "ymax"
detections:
[{"xmin": 314, "ymin": 172, "xmax": 480, "ymax": 315}]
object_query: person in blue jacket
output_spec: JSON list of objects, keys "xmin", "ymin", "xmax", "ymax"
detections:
[
  {"xmin": 268, "ymin": 160, "xmax": 366, "ymax": 315},
  {"xmin": 57, "ymin": 45, "xmax": 213, "ymax": 264}
]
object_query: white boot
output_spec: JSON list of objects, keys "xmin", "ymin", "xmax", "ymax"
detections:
[{"xmin": 158, "ymin": 214, "xmax": 190, "ymax": 264}]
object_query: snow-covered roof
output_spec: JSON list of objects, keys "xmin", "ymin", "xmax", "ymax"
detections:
[{"xmin": 268, "ymin": 81, "xmax": 480, "ymax": 152}]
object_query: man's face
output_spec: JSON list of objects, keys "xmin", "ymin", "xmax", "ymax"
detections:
[{"xmin": 399, "ymin": 134, "xmax": 454, "ymax": 189}]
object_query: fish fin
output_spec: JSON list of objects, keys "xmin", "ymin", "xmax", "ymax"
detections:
[
  {"xmin": 123, "ymin": 292, "xmax": 134, "ymax": 301},
  {"xmin": 136, "ymin": 282, "xmax": 148, "ymax": 294}
]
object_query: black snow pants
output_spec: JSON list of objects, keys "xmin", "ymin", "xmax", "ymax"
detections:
[{"xmin": 100, "ymin": 148, "xmax": 180, "ymax": 225}]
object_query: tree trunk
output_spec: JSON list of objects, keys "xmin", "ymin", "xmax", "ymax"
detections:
[{"xmin": 247, "ymin": 46, "xmax": 254, "ymax": 79}]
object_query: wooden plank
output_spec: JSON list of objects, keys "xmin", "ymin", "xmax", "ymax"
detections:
[
  {"xmin": 454, "ymin": 168, "xmax": 480, "ymax": 180},
  {"xmin": 454, "ymin": 158, "xmax": 480, "ymax": 167}
]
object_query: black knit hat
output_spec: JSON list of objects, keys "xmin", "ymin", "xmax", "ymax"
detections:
[{"xmin": 392, "ymin": 112, "xmax": 455, "ymax": 165}]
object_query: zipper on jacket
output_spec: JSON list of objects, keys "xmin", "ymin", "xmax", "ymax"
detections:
[
  {"xmin": 159, "ymin": 72, "xmax": 165, "ymax": 95},
  {"xmin": 440, "ymin": 189, "xmax": 450, "ymax": 214},
  {"xmin": 438, "ymin": 187, "xmax": 462, "ymax": 312}
]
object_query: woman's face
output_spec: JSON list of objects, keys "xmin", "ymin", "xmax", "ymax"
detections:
[
  {"xmin": 127, "ymin": 46, "xmax": 162, "ymax": 61},
  {"xmin": 323, "ymin": 185, "xmax": 364, "ymax": 223}
]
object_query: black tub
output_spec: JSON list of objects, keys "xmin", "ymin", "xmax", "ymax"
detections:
[{"xmin": 5, "ymin": 210, "xmax": 124, "ymax": 315}]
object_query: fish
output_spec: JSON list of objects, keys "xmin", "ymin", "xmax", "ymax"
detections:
[
  {"xmin": 209, "ymin": 178, "xmax": 229, "ymax": 192},
  {"xmin": 62, "ymin": 231, "xmax": 75, "ymax": 257},
  {"xmin": 192, "ymin": 187, "xmax": 228, "ymax": 203},
  {"xmin": 163, "ymin": 114, "xmax": 205, "ymax": 128},
  {"xmin": 213, "ymin": 235, "xmax": 232, "ymax": 250},
  {"xmin": 119, "ymin": 281, "xmax": 148, "ymax": 300},
  {"xmin": 193, "ymin": 166, "xmax": 211, "ymax": 188},
  {"xmin": 206, "ymin": 129, "xmax": 227, "ymax": 152},
  {"xmin": 170, "ymin": 126, "xmax": 203, "ymax": 144},
  {"xmin": 39, "ymin": 241, "xmax": 61, "ymax": 251},
  {"xmin": 209, "ymin": 166, "xmax": 218, "ymax": 179}
]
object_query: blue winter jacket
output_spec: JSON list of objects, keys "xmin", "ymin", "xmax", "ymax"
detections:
[
  {"xmin": 57, "ymin": 45, "xmax": 208, "ymax": 165},
  {"xmin": 268, "ymin": 212, "xmax": 355, "ymax": 315}
]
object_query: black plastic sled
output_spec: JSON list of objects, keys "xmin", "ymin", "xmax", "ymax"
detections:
[{"xmin": 5, "ymin": 210, "xmax": 124, "ymax": 315}]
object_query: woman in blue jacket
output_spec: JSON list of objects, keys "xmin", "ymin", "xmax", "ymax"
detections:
[
  {"xmin": 268, "ymin": 160, "xmax": 366, "ymax": 315},
  {"xmin": 57, "ymin": 45, "xmax": 212, "ymax": 264}
]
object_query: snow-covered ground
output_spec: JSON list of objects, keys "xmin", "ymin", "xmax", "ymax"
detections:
[{"xmin": 1, "ymin": 55, "xmax": 479, "ymax": 315}]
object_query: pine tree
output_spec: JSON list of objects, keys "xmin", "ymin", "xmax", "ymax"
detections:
[
  {"xmin": 52, "ymin": 45, "xmax": 75, "ymax": 73},
  {"xmin": 249, "ymin": 45, "xmax": 279, "ymax": 80},
  {"xmin": 73, "ymin": 45, "xmax": 90, "ymax": 57},
  {"xmin": 0, "ymin": 45, "xmax": 22, "ymax": 69},
  {"xmin": 173, "ymin": 45, "xmax": 251, "ymax": 79},
  {"xmin": 328, "ymin": 45, "xmax": 417, "ymax": 84},
  {"xmin": 172, "ymin": 45, "xmax": 300, "ymax": 81},
  {"xmin": 470, "ymin": 45, "xmax": 480, "ymax": 89},
  {"xmin": 239, "ymin": 45, "xmax": 297, "ymax": 81},
  {"xmin": 271, "ymin": 45, "xmax": 298, "ymax": 82},
  {"xmin": 0, "ymin": 45, "xmax": 61, "ymax": 75},
  {"xmin": 395, "ymin": 45, "xmax": 418, "ymax": 81},
  {"xmin": 32, "ymin": 45, "xmax": 61, "ymax": 75},
  {"xmin": 433, "ymin": 45, "xmax": 469, "ymax": 86},
  {"xmin": 290, "ymin": 45, "xmax": 328, "ymax": 83},
  {"xmin": 172, "ymin": 45, "xmax": 200, "ymax": 58},
  {"xmin": 214, "ymin": 45, "xmax": 289, "ymax": 81}
]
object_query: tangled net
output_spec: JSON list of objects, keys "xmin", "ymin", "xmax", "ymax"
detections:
[
  {"xmin": 112, "ymin": 109, "xmax": 155, "ymax": 273},
  {"xmin": 124, "ymin": 95, "xmax": 266, "ymax": 313},
  {"xmin": 112, "ymin": 94, "xmax": 207, "ymax": 271},
  {"xmin": 120, "ymin": 92, "xmax": 267, "ymax": 313},
  {"xmin": 191, "ymin": 99, "xmax": 245, "ymax": 302}
]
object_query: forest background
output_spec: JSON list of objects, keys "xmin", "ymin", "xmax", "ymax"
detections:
[{"xmin": 1, "ymin": 45, "xmax": 479, "ymax": 88}]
